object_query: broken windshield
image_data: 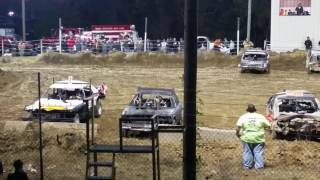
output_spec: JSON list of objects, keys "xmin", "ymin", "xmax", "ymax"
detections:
[
  {"xmin": 47, "ymin": 88, "xmax": 84, "ymax": 100},
  {"xmin": 130, "ymin": 93, "xmax": 173, "ymax": 109},
  {"xmin": 278, "ymin": 97, "xmax": 318, "ymax": 113},
  {"xmin": 243, "ymin": 54, "xmax": 267, "ymax": 61}
]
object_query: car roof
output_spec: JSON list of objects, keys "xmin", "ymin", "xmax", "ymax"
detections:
[
  {"xmin": 244, "ymin": 49, "xmax": 267, "ymax": 55},
  {"xmin": 274, "ymin": 90, "xmax": 315, "ymax": 98},
  {"xmin": 50, "ymin": 80, "xmax": 90, "ymax": 90},
  {"xmin": 137, "ymin": 87, "xmax": 175, "ymax": 96}
]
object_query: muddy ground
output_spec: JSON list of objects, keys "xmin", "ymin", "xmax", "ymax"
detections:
[{"xmin": 0, "ymin": 52, "xmax": 320, "ymax": 179}]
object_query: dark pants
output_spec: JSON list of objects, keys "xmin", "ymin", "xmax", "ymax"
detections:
[{"xmin": 0, "ymin": 161, "xmax": 3, "ymax": 174}]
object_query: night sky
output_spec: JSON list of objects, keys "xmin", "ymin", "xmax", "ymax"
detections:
[{"xmin": 0, "ymin": 0, "xmax": 270, "ymax": 46}]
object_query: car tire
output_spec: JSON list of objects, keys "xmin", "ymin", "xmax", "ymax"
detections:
[
  {"xmin": 173, "ymin": 117, "xmax": 181, "ymax": 125},
  {"xmin": 94, "ymin": 100, "xmax": 102, "ymax": 118},
  {"xmin": 73, "ymin": 113, "xmax": 80, "ymax": 123},
  {"xmin": 240, "ymin": 69, "xmax": 245, "ymax": 73},
  {"xmin": 271, "ymin": 130, "xmax": 283, "ymax": 139},
  {"xmin": 265, "ymin": 67, "xmax": 270, "ymax": 74},
  {"xmin": 307, "ymin": 67, "xmax": 312, "ymax": 74},
  {"xmin": 122, "ymin": 129, "xmax": 129, "ymax": 137}
]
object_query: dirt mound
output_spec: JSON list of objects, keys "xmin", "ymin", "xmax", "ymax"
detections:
[
  {"xmin": 38, "ymin": 50, "xmax": 306, "ymax": 70},
  {"xmin": 270, "ymin": 50, "xmax": 306, "ymax": 71},
  {"xmin": 0, "ymin": 69, "xmax": 22, "ymax": 90},
  {"xmin": 39, "ymin": 51, "xmax": 240, "ymax": 68}
]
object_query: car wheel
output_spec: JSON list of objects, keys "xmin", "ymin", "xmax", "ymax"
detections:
[
  {"xmin": 94, "ymin": 100, "xmax": 102, "ymax": 118},
  {"xmin": 271, "ymin": 130, "xmax": 283, "ymax": 139},
  {"xmin": 240, "ymin": 68, "xmax": 245, "ymax": 73},
  {"xmin": 122, "ymin": 129, "xmax": 129, "ymax": 137},
  {"xmin": 265, "ymin": 67, "xmax": 270, "ymax": 74},
  {"xmin": 172, "ymin": 117, "xmax": 181, "ymax": 125},
  {"xmin": 307, "ymin": 67, "xmax": 312, "ymax": 74},
  {"xmin": 73, "ymin": 113, "xmax": 80, "ymax": 123}
]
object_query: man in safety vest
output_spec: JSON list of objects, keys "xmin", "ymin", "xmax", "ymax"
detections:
[{"xmin": 236, "ymin": 104, "xmax": 270, "ymax": 169}]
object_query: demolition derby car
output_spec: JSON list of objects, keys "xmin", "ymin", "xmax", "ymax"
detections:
[
  {"xmin": 266, "ymin": 90, "xmax": 320, "ymax": 139},
  {"xmin": 121, "ymin": 87, "xmax": 182, "ymax": 133},
  {"xmin": 306, "ymin": 50, "xmax": 320, "ymax": 73},
  {"xmin": 25, "ymin": 78, "xmax": 107, "ymax": 123},
  {"xmin": 239, "ymin": 49, "xmax": 270, "ymax": 73}
]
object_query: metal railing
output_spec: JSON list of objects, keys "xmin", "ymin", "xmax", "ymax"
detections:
[{"xmin": 0, "ymin": 39, "xmax": 245, "ymax": 57}]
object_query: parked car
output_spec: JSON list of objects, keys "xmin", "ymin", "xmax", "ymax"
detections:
[
  {"xmin": 306, "ymin": 50, "xmax": 320, "ymax": 73},
  {"xmin": 121, "ymin": 87, "xmax": 182, "ymax": 133},
  {"xmin": 25, "ymin": 77, "xmax": 106, "ymax": 123},
  {"xmin": 266, "ymin": 90, "xmax": 320, "ymax": 139},
  {"xmin": 197, "ymin": 36, "xmax": 212, "ymax": 51},
  {"xmin": 239, "ymin": 49, "xmax": 270, "ymax": 73}
]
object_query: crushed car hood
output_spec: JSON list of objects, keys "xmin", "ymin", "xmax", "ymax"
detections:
[
  {"xmin": 25, "ymin": 98, "xmax": 84, "ymax": 112},
  {"xmin": 277, "ymin": 112, "xmax": 320, "ymax": 121}
]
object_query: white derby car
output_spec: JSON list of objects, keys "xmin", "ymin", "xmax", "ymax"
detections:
[{"xmin": 25, "ymin": 78, "xmax": 106, "ymax": 123}]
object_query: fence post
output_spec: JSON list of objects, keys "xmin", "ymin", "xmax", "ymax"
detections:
[
  {"xmin": 1, "ymin": 39, "xmax": 4, "ymax": 56},
  {"xmin": 40, "ymin": 39, "xmax": 43, "ymax": 55},
  {"xmin": 183, "ymin": 0, "xmax": 198, "ymax": 179},
  {"xmin": 37, "ymin": 72, "xmax": 44, "ymax": 180}
]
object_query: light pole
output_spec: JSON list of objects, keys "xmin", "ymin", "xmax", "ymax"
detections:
[
  {"xmin": 22, "ymin": 0, "xmax": 26, "ymax": 41},
  {"xmin": 144, "ymin": 17, "xmax": 148, "ymax": 52},
  {"xmin": 246, "ymin": 0, "xmax": 252, "ymax": 42},
  {"xmin": 237, "ymin": 17, "xmax": 240, "ymax": 55}
]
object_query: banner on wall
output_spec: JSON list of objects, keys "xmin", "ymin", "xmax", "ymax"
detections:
[{"xmin": 279, "ymin": 0, "xmax": 311, "ymax": 16}]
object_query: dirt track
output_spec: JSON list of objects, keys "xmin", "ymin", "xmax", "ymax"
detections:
[{"xmin": 1, "ymin": 52, "xmax": 320, "ymax": 179}]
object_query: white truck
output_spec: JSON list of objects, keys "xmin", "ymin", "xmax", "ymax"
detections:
[{"xmin": 25, "ymin": 78, "xmax": 107, "ymax": 123}]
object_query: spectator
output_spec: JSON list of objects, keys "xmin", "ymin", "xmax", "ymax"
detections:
[
  {"xmin": 7, "ymin": 160, "xmax": 29, "ymax": 180},
  {"xmin": 304, "ymin": 36, "xmax": 312, "ymax": 55},
  {"xmin": 279, "ymin": 9, "xmax": 285, "ymax": 16},
  {"xmin": 18, "ymin": 41, "xmax": 25, "ymax": 56},
  {"xmin": 296, "ymin": 3, "xmax": 304, "ymax": 15},
  {"xmin": 229, "ymin": 40, "xmax": 236, "ymax": 55},
  {"xmin": 213, "ymin": 39, "xmax": 222, "ymax": 49},
  {"xmin": 229, "ymin": 40, "xmax": 235, "ymax": 50},
  {"xmin": 236, "ymin": 104, "xmax": 270, "ymax": 169},
  {"xmin": 0, "ymin": 160, "xmax": 3, "ymax": 175},
  {"xmin": 102, "ymin": 40, "xmax": 108, "ymax": 54}
]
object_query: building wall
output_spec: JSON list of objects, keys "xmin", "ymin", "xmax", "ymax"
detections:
[{"xmin": 271, "ymin": 0, "xmax": 320, "ymax": 52}]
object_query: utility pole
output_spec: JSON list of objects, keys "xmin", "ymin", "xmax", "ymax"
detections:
[
  {"xmin": 22, "ymin": 0, "xmax": 26, "ymax": 41},
  {"xmin": 59, "ymin": 18, "xmax": 62, "ymax": 54},
  {"xmin": 237, "ymin": 17, "xmax": 240, "ymax": 55},
  {"xmin": 183, "ymin": 0, "xmax": 197, "ymax": 179},
  {"xmin": 144, "ymin": 17, "xmax": 148, "ymax": 52},
  {"xmin": 246, "ymin": 0, "xmax": 252, "ymax": 42}
]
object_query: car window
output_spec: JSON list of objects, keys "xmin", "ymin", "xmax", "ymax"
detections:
[
  {"xmin": 278, "ymin": 97, "xmax": 318, "ymax": 113},
  {"xmin": 244, "ymin": 53, "xmax": 266, "ymax": 61},
  {"xmin": 130, "ymin": 93, "xmax": 174, "ymax": 109},
  {"xmin": 84, "ymin": 88, "xmax": 92, "ymax": 98},
  {"xmin": 266, "ymin": 95, "xmax": 275, "ymax": 109}
]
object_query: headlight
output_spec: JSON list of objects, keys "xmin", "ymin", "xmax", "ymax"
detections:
[{"xmin": 121, "ymin": 110, "xmax": 127, "ymax": 115}]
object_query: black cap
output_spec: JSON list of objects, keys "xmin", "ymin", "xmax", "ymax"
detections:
[{"xmin": 246, "ymin": 104, "xmax": 256, "ymax": 113}]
